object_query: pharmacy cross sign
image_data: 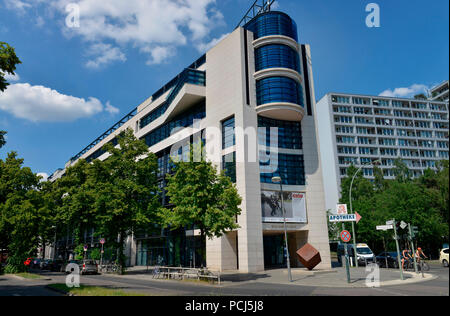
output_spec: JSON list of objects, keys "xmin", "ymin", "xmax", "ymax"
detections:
[{"xmin": 341, "ymin": 230, "xmax": 352, "ymax": 243}]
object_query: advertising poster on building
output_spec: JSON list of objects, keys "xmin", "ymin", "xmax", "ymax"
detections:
[{"xmin": 261, "ymin": 191, "xmax": 307, "ymax": 223}]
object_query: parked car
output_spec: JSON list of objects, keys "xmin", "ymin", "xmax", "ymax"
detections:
[
  {"xmin": 50, "ymin": 259, "xmax": 65, "ymax": 272},
  {"xmin": 376, "ymin": 252, "xmax": 400, "ymax": 269},
  {"xmin": 355, "ymin": 244, "xmax": 376, "ymax": 265},
  {"xmin": 40, "ymin": 259, "xmax": 53, "ymax": 270},
  {"xmin": 440, "ymin": 248, "xmax": 449, "ymax": 267},
  {"xmin": 81, "ymin": 260, "xmax": 99, "ymax": 275},
  {"xmin": 64, "ymin": 260, "xmax": 98, "ymax": 275}
]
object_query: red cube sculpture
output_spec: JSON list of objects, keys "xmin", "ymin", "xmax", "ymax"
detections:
[{"xmin": 296, "ymin": 243, "xmax": 322, "ymax": 270}]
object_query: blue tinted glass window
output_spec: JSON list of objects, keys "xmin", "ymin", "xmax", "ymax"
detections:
[
  {"xmin": 244, "ymin": 12, "xmax": 298, "ymax": 41},
  {"xmin": 255, "ymin": 44, "xmax": 301, "ymax": 73},
  {"xmin": 143, "ymin": 101, "xmax": 206, "ymax": 148},
  {"xmin": 222, "ymin": 152, "xmax": 236, "ymax": 183},
  {"xmin": 256, "ymin": 77, "xmax": 303, "ymax": 106},
  {"xmin": 260, "ymin": 153, "xmax": 305, "ymax": 185},
  {"xmin": 258, "ymin": 116, "xmax": 302, "ymax": 150},
  {"xmin": 222, "ymin": 117, "xmax": 236, "ymax": 149}
]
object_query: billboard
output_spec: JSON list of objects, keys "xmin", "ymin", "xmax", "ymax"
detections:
[{"xmin": 261, "ymin": 191, "xmax": 307, "ymax": 223}]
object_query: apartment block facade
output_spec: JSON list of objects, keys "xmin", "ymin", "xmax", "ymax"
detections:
[
  {"xmin": 50, "ymin": 10, "xmax": 331, "ymax": 272},
  {"xmin": 317, "ymin": 93, "xmax": 449, "ymax": 212}
]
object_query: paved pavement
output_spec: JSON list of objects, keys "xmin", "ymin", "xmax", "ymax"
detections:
[{"xmin": 0, "ymin": 262, "xmax": 448, "ymax": 296}]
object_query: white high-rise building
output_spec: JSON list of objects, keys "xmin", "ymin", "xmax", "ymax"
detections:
[{"xmin": 316, "ymin": 93, "xmax": 449, "ymax": 212}]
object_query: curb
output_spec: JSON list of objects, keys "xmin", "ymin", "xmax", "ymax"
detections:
[{"xmin": 9, "ymin": 274, "xmax": 52, "ymax": 281}]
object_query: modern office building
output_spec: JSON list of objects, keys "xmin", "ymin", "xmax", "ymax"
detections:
[
  {"xmin": 316, "ymin": 93, "xmax": 449, "ymax": 212},
  {"xmin": 430, "ymin": 80, "xmax": 449, "ymax": 102},
  {"xmin": 49, "ymin": 5, "xmax": 331, "ymax": 272}
]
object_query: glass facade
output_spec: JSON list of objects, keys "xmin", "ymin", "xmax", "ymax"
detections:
[
  {"xmin": 222, "ymin": 117, "xmax": 236, "ymax": 149},
  {"xmin": 143, "ymin": 101, "xmax": 206, "ymax": 148},
  {"xmin": 244, "ymin": 11, "xmax": 298, "ymax": 41},
  {"xmin": 255, "ymin": 44, "xmax": 301, "ymax": 73},
  {"xmin": 260, "ymin": 153, "xmax": 305, "ymax": 186},
  {"xmin": 222, "ymin": 152, "xmax": 237, "ymax": 183},
  {"xmin": 258, "ymin": 116, "xmax": 302, "ymax": 149},
  {"xmin": 140, "ymin": 69, "xmax": 206, "ymax": 130},
  {"xmin": 256, "ymin": 77, "xmax": 303, "ymax": 106}
]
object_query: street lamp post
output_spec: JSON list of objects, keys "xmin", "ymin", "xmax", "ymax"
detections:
[
  {"xmin": 272, "ymin": 176, "xmax": 293, "ymax": 282},
  {"xmin": 349, "ymin": 159, "xmax": 381, "ymax": 268}
]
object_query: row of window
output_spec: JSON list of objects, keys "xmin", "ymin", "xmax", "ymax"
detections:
[
  {"xmin": 255, "ymin": 44, "xmax": 301, "ymax": 73},
  {"xmin": 143, "ymin": 101, "xmax": 206, "ymax": 148},
  {"xmin": 244, "ymin": 11, "xmax": 298, "ymax": 41},
  {"xmin": 332, "ymin": 96, "xmax": 448, "ymax": 111},
  {"xmin": 260, "ymin": 153, "xmax": 305, "ymax": 186},
  {"xmin": 258, "ymin": 116, "xmax": 303, "ymax": 150},
  {"xmin": 256, "ymin": 76, "xmax": 303, "ymax": 106},
  {"xmin": 140, "ymin": 69, "xmax": 206, "ymax": 130}
]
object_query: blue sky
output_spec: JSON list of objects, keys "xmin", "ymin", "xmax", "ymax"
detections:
[{"xmin": 0, "ymin": 0, "xmax": 448, "ymax": 177}]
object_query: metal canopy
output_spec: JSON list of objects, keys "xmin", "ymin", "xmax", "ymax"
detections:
[{"xmin": 236, "ymin": 0, "xmax": 276, "ymax": 29}]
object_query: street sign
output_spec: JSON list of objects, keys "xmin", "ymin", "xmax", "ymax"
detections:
[
  {"xmin": 83, "ymin": 245, "xmax": 88, "ymax": 252},
  {"xmin": 336, "ymin": 204, "xmax": 348, "ymax": 215},
  {"xmin": 100, "ymin": 238, "xmax": 105, "ymax": 245},
  {"xmin": 355, "ymin": 212, "xmax": 362, "ymax": 224},
  {"xmin": 341, "ymin": 230, "xmax": 352, "ymax": 243},
  {"xmin": 386, "ymin": 220, "xmax": 394, "ymax": 226},
  {"xmin": 400, "ymin": 221, "xmax": 408, "ymax": 230},
  {"xmin": 329, "ymin": 214, "xmax": 357, "ymax": 223},
  {"xmin": 377, "ymin": 225, "xmax": 394, "ymax": 231}
]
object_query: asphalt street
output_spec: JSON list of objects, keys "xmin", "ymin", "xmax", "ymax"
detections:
[{"xmin": 0, "ymin": 262, "xmax": 448, "ymax": 296}]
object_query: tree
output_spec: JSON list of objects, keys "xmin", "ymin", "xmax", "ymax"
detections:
[
  {"xmin": 339, "ymin": 161, "xmax": 449, "ymax": 257},
  {"xmin": 0, "ymin": 42, "xmax": 21, "ymax": 92},
  {"xmin": 0, "ymin": 131, "xmax": 6, "ymax": 149},
  {"xmin": 160, "ymin": 143, "xmax": 242, "ymax": 266},
  {"xmin": 91, "ymin": 129, "xmax": 160, "ymax": 273},
  {"xmin": 414, "ymin": 93, "xmax": 428, "ymax": 100},
  {"xmin": 0, "ymin": 152, "xmax": 45, "ymax": 273}
]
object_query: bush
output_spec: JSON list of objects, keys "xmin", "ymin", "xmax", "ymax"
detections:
[{"xmin": 90, "ymin": 248, "xmax": 101, "ymax": 261}]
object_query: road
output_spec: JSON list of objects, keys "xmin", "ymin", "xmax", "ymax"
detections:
[{"xmin": 0, "ymin": 263, "xmax": 448, "ymax": 296}]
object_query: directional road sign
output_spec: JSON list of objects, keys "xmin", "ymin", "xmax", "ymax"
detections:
[{"xmin": 329, "ymin": 214, "xmax": 357, "ymax": 223}]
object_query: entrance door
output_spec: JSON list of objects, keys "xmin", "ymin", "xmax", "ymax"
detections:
[{"xmin": 263, "ymin": 235, "xmax": 286, "ymax": 269}]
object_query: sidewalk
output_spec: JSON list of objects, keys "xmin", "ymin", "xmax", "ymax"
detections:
[{"xmin": 120, "ymin": 266, "xmax": 436, "ymax": 288}]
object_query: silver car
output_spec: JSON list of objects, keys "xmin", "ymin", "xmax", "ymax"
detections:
[{"xmin": 64, "ymin": 260, "xmax": 98, "ymax": 275}]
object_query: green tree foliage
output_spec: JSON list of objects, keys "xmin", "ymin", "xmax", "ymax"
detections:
[
  {"xmin": 160, "ymin": 143, "xmax": 242, "ymax": 264},
  {"xmin": 87, "ymin": 129, "xmax": 160, "ymax": 273},
  {"xmin": 340, "ymin": 160, "xmax": 449, "ymax": 256},
  {"xmin": 0, "ymin": 152, "xmax": 47, "ymax": 272},
  {"xmin": 0, "ymin": 131, "xmax": 6, "ymax": 149},
  {"xmin": 0, "ymin": 42, "xmax": 21, "ymax": 92}
]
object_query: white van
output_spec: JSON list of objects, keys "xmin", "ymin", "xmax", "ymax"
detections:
[{"xmin": 355, "ymin": 243, "xmax": 375, "ymax": 265}]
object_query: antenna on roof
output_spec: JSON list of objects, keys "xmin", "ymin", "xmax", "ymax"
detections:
[{"xmin": 236, "ymin": 0, "xmax": 276, "ymax": 29}]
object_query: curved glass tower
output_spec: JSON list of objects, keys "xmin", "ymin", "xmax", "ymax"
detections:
[{"xmin": 245, "ymin": 11, "xmax": 305, "ymax": 122}]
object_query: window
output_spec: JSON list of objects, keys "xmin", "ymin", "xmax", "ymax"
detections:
[
  {"xmin": 332, "ymin": 96, "xmax": 350, "ymax": 104},
  {"xmin": 244, "ymin": 11, "xmax": 298, "ymax": 41},
  {"xmin": 255, "ymin": 44, "xmax": 301, "ymax": 73},
  {"xmin": 256, "ymin": 77, "xmax": 303, "ymax": 106},
  {"xmin": 260, "ymin": 153, "xmax": 305, "ymax": 185},
  {"xmin": 222, "ymin": 117, "xmax": 236, "ymax": 149},
  {"xmin": 143, "ymin": 101, "xmax": 206, "ymax": 148},
  {"xmin": 258, "ymin": 116, "xmax": 302, "ymax": 150},
  {"xmin": 223, "ymin": 152, "xmax": 236, "ymax": 183}
]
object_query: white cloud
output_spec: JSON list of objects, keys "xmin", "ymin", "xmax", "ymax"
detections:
[
  {"xmin": 3, "ymin": 0, "xmax": 32, "ymax": 13},
  {"xmin": 0, "ymin": 83, "xmax": 119, "ymax": 122},
  {"xmin": 140, "ymin": 45, "xmax": 175, "ymax": 65},
  {"xmin": 379, "ymin": 84, "xmax": 429, "ymax": 98},
  {"xmin": 105, "ymin": 101, "xmax": 119, "ymax": 114},
  {"xmin": 3, "ymin": 72, "xmax": 20, "ymax": 82},
  {"xmin": 85, "ymin": 43, "xmax": 126, "ymax": 69},
  {"xmin": 5, "ymin": 0, "xmax": 224, "ymax": 67}
]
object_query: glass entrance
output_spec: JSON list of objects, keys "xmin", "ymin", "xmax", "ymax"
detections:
[{"xmin": 263, "ymin": 235, "xmax": 286, "ymax": 269}]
